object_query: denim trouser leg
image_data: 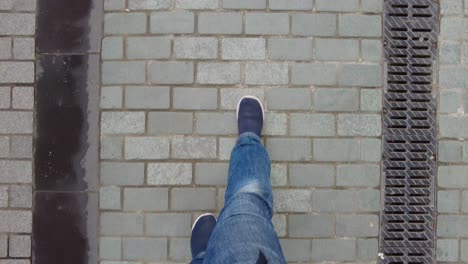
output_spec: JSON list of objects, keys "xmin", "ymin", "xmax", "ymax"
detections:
[{"xmin": 191, "ymin": 132, "xmax": 286, "ymax": 264}]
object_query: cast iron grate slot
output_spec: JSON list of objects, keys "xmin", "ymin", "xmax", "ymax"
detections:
[{"xmin": 381, "ymin": 0, "xmax": 438, "ymax": 263}]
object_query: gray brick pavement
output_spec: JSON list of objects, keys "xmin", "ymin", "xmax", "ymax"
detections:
[{"xmin": 99, "ymin": 1, "xmax": 384, "ymax": 263}]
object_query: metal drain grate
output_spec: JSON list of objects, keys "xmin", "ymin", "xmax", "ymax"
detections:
[{"xmin": 380, "ymin": 1, "xmax": 438, "ymax": 263}]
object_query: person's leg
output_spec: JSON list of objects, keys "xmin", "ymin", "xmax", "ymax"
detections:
[{"xmin": 201, "ymin": 97, "xmax": 286, "ymax": 263}]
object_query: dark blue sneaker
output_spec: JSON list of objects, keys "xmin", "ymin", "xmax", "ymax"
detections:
[
  {"xmin": 191, "ymin": 213, "xmax": 217, "ymax": 259},
  {"xmin": 236, "ymin": 96, "xmax": 264, "ymax": 137}
]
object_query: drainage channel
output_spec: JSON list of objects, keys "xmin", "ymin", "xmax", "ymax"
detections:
[{"xmin": 380, "ymin": 1, "xmax": 439, "ymax": 263}]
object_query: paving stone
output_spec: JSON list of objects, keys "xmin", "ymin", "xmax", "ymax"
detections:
[
  {"xmin": 441, "ymin": 17, "xmax": 464, "ymax": 40},
  {"xmin": 125, "ymin": 86, "xmax": 170, "ymax": 109},
  {"xmin": 196, "ymin": 112, "xmax": 236, "ymax": 135},
  {"xmin": 12, "ymin": 0, "xmax": 35, "ymax": 10},
  {"xmin": 101, "ymin": 112, "xmax": 145, "ymax": 134},
  {"xmin": 264, "ymin": 113, "xmax": 287, "ymax": 136},
  {"xmin": 9, "ymin": 235, "xmax": 30, "ymax": 257},
  {"xmin": 362, "ymin": 39, "xmax": 382, "ymax": 62},
  {"xmin": 357, "ymin": 190, "xmax": 380, "ymax": 212},
  {"xmin": 149, "ymin": 62, "xmax": 194, "ymax": 84},
  {"xmin": 271, "ymin": 164, "xmax": 287, "ymax": 186},
  {"xmin": 361, "ymin": 140, "xmax": 383, "ymax": 161},
  {"xmin": 289, "ymin": 164, "xmax": 334, "ymax": 187},
  {"xmin": 124, "ymin": 137, "xmax": 170, "ymax": 160},
  {"xmin": 0, "ymin": 112, "xmax": 33, "ymax": 133},
  {"xmin": 224, "ymin": 89, "xmax": 262, "ymax": 108},
  {"xmin": 198, "ymin": 12, "xmax": 242, "ymax": 34},
  {"xmin": 100, "ymin": 136, "xmax": 122, "ymax": 159},
  {"xmin": 10, "ymin": 135, "xmax": 32, "ymax": 158},
  {"xmin": 0, "ymin": 160, "xmax": 31, "ymax": 183},
  {"xmin": 290, "ymin": 113, "xmax": 335, "ymax": 136},
  {"xmin": 280, "ymin": 239, "xmax": 311, "ymax": 262},
  {"xmin": 292, "ymin": 14, "xmax": 336, "ymax": 36},
  {"xmin": 0, "ymin": 87, "xmax": 10, "ymax": 109},
  {"xmin": 100, "ymin": 237, "xmax": 121, "ymax": 260},
  {"xmin": 439, "ymin": 91, "xmax": 460, "ymax": 113},
  {"xmin": 195, "ymin": 163, "xmax": 229, "ymax": 185},
  {"xmin": 0, "ymin": 260, "xmax": 30, "ymax": 264},
  {"xmin": 272, "ymin": 214, "xmax": 286, "ymax": 237},
  {"xmin": 0, "ymin": 211, "xmax": 31, "ymax": 232},
  {"xmin": 0, "ymin": 136, "xmax": 8, "ymax": 158},
  {"xmin": 101, "ymin": 37, "xmax": 123, "ymax": 60},
  {"xmin": 11, "ymin": 86, "xmax": 33, "ymax": 110},
  {"xmin": 463, "ymin": 142, "xmax": 468, "ymax": 163},
  {"xmin": 441, "ymin": 0, "xmax": 463, "ymax": 15},
  {"xmin": 222, "ymin": 0, "xmax": 266, "ymax": 9},
  {"xmin": 151, "ymin": 12, "xmax": 195, "ymax": 34},
  {"xmin": 439, "ymin": 117, "xmax": 468, "ymax": 138},
  {"xmin": 176, "ymin": 0, "xmax": 218, "ymax": 9},
  {"xmin": 13, "ymin": 38, "xmax": 33, "ymax": 60},
  {"xmin": 314, "ymin": 88, "xmax": 359, "ymax": 112},
  {"xmin": 0, "ymin": 235, "xmax": 6, "ymax": 257},
  {"xmin": 269, "ymin": 0, "xmax": 312, "ymax": 10},
  {"xmin": 127, "ymin": 37, "xmax": 171, "ymax": 59},
  {"xmin": 463, "ymin": 240, "xmax": 468, "ymax": 261},
  {"xmin": 146, "ymin": 214, "xmax": 191, "ymax": 236},
  {"xmin": 197, "ymin": 62, "xmax": 241, "ymax": 84},
  {"xmin": 267, "ymin": 138, "xmax": 311, "ymax": 161},
  {"xmin": 338, "ymin": 114, "xmax": 382, "ymax": 136},
  {"xmin": 104, "ymin": 0, "xmax": 125, "ymax": 10},
  {"xmin": 437, "ymin": 215, "xmax": 468, "ymax": 236},
  {"xmin": 361, "ymin": 89, "xmax": 382, "ymax": 112},
  {"xmin": 362, "ymin": 0, "xmax": 383, "ymax": 12},
  {"xmin": 174, "ymin": 87, "xmax": 217, "ymax": 110},
  {"xmin": 463, "ymin": 191, "xmax": 468, "ymax": 213},
  {"xmin": 340, "ymin": 64, "xmax": 382, "ymax": 87},
  {"xmin": 0, "ymin": 38, "xmax": 11, "ymax": 59},
  {"xmin": 358, "ymin": 238, "xmax": 378, "ymax": 260},
  {"xmin": 0, "ymin": 62, "xmax": 34, "ymax": 83},
  {"xmin": 9, "ymin": 185, "xmax": 32, "ymax": 208},
  {"xmin": 124, "ymin": 188, "xmax": 168, "ymax": 211},
  {"xmin": 0, "ymin": 0, "xmax": 12, "ymax": 10},
  {"xmin": 0, "ymin": 14, "xmax": 35, "ymax": 35},
  {"xmin": 128, "ymin": 0, "xmax": 171, "ymax": 9},
  {"xmin": 312, "ymin": 239, "xmax": 356, "ymax": 261},
  {"xmin": 0, "ymin": 186, "xmax": 7, "ymax": 208},
  {"xmin": 104, "ymin": 13, "xmax": 146, "ymax": 34},
  {"xmin": 245, "ymin": 63, "xmax": 288, "ymax": 85},
  {"xmin": 339, "ymin": 14, "xmax": 382, "ymax": 37},
  {"xmin": 438, "ymin": 190, "xmax": 460, "ymax": 213},
  {"xmin": 313, "ymin": 190, "xmax": 356, "ymax": 212},
  {"xmin": 438, "ymin": 166, "xmax": 468, "ymax": 188},
  {"xmin": 336, "ymin": 215, "xmax": 379, "ymax": 237},
  {"xmin": 337, "ymin": 165, "xmax": 380, "ymax": 187},
  {"xmin": 313, "ymin": 139, "xmax": 360, "ymax": 161},
  {"xmin": 440, "ymin": 41, "xmax": 462, "ymax": 64},
  {"xmin": 266, "ymin": 88, "xmax": 311, "ymax": 110},
  {"xmin": 439, "ymin": 66, "xmax": 468, "ymax": 89},
  {"xmin": 100, "ymin": 162, "xmax": 145, "ymax": 186},
  {"xmin": 245, "ymin": 13, "xmax": 289, "ymax": 35},
  {"xmin": 100, "ymin": 186, "xmax": 121, "ymax": 210},
  {"xmin": 101, "ymin": 212, "xmax": 144, "ymax": 236},
  {"xmin": 268, "ymin": 38, "xmax": 313, "ymax": 61},
  {"xmin": 169, "ymin": 238, "xmax": 191, "ymax": 261},
  {"xmin": 436, "ymin": 239, "xmax": 459, "ymax": 262},
  {"xmin": 289, "ymin": 214, "xmax": 334, "ymax": 238},
  {"xmin": 273, "ymin": 189, "xmax": 310, "ymax": 212},
  {"xmin": 316, "ymin": 39, "xmax": 359, "ymax": 61},
  {"xmin": 174, "ymin": 37, "xmax": 218, "ymax": 59},
  {"xmin": 101, "ymin": 86, "xmax": 122, "ymax": 109},
  {"xmin": 172, "ymin": 136, "xmax": 217, "ymax": 159},
  {"xmin": 123, "ymin": 238, "xmax": 167, "ymax": 261},
  {"xmin": 316, "ymin": 0, "xmax": 358, "ymax": 11},
  {"xmin": 147, "ymin": 112, "xmax": 193, "ymax": 134},
  {"xmin": 439, "ymin": 140, "xmax": 463, "ymax": 162},
  {"xmin": 171, "ymin": 188, "xmax": 216, "ymax": 211},
  {"xmin": 102, "ymin": 61, "xmax": 146, "ymax": 84},
  {"xmin": 219, "ymin": 137, "xmax": 236, "ymax": 160},
  {"xmin": 222, "ymin": 38, "xmax": 265, "ymax": 60},
  {"xmin": 147, "ymin": 163, "xmax": 192, "ymax": 185},
  {"xmin": 291, "ymin": 63, "xmax": 337, "ymax": 85}
]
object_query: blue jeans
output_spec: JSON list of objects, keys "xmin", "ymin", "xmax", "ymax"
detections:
[{"xmin": 191, "ymin": 132, "xmax": 286, "ymax": 264}]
